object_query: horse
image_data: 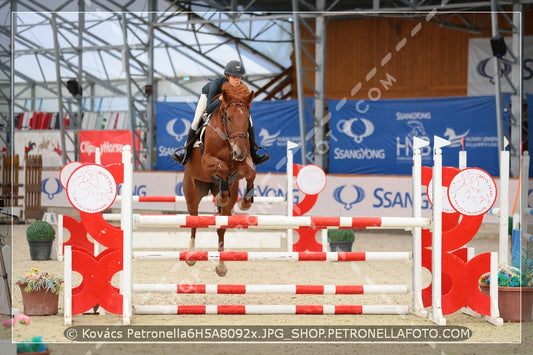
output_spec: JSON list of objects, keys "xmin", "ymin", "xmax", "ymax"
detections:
[{"xmin": 182, "ymin": 82, "xmax": 257, "ymax": 277}]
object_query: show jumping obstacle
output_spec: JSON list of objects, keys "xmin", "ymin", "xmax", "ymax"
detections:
[
  {"xmin": 63, "ymin": 137, "xmax": 502, "ymax": 327},
  {"xmin": 58, "ymin": 142, "xmax": 300, "ymax": 261}
]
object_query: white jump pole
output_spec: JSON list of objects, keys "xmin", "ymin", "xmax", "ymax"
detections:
[
  {"xmin": 94, "ymin": 147, "xmax": 102, "ymax": 257},
  {"xmin": 121, "ymin": 145, "xmax": 133, "ymax": 325},
  {"xmin": 57, "ymin": 214, "xmax": 64, "ymax": 261},
  {"xmin": 286, "ymin": 141, "xmax": 298, "ymax": 251},
  {"xmin": 520, "ymin": 152, "xmax": 530, "ymax": 243},
  {"xmin": 430, "ymin": 136, "xmax": 449, "ymax": 326},
  {"xmin": 63, "ymin": 245, "xmax": 72, "ymax": 326},
  {"xmin": 499, "ymin": 150, "xmax": 510, "ymax": 265},
  {"xmin": 412, "ymin": 137, "xmax": 429, "ymax": 317}
]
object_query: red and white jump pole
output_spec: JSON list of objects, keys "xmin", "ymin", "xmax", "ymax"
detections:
[
  {"xmin": 133, "ymin": 304, "xmax": 410, "ymax": 315},
  {"xmin": 132, "ymin": 283, "xmax": 410, "ymax": 294},
  {"xmin": 132, "ymin": 214, "xmax": 430, "ymax": 229},
  {"xmin": 131, "ymin": 251, "xmax": 411, "ymax": 261}
]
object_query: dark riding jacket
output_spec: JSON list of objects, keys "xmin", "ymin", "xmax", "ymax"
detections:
[{"xmin": 202, "ymin": 76, "xmax": 228, "ymax": 115}]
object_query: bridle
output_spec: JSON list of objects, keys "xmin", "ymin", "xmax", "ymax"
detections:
[{"xmin": 208, "ymin": 101, "xmax": 249, "ymax": 144}]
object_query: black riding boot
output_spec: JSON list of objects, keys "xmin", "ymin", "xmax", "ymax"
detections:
[
  {"xmin": 248, "ymin": 126, "xmax": 270, "ymax": 166},
  {"xmin": 171, "ymin": 129, "xmax": 197, "ymax": 165}
]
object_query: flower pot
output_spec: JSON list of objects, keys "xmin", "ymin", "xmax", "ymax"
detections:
[
  {"xmin": 18, "ymin": 351, "xmax": 51, "ymax": 355},
  {"xmin": 28, "ymin": 240, "xmax": 53, "ymax": 261},
  {"xmin": 479, "ymin": 284, "xmax": 533, "ymax": 322},
  {"xmin": 329, "ymin": 241, "xmax": 353, "ymax": 252},
  {"xmin": 18, "ymin": 283, "xmax": 59, "ymax": 316}
]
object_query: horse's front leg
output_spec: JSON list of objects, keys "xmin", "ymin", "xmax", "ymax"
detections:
[
  {"xmin": 203, "ymin": 154, "xmax": 231, "ymax": 207},
  {"xmin": 238, "ymin": 158, "xmax": 256, "ymax": 211},
  {"xmin": 215, "ymin": 182, "xmax": 238, "ymax": 277},
  {"xmin": 186, "ymin": 227, "xmax": 197, "ymax": 266}
]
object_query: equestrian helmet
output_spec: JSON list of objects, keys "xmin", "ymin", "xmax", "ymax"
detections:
[{"xmin": 224, "ymin": 60, "xmax": 246, "ymax": 77}]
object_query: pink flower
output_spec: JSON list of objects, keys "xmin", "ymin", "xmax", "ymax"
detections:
[
  {"xmin": 2, "ymin": 318, "xmax": 15, "ymax": 328},
  {"xmin": 15, "ymin": 314, "xmax": 31, "ymax": 325}
]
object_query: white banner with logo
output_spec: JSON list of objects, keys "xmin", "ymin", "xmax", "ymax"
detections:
[
  {"xmin": 468, "ymin": 35, "xmax": 533, "ymax": 95},
  {"xmin": 14, "ymin": 131, "xmax": 75, "ymax": 168},
  {"xmin": 39, "ymin": 169, "xmax": 530, "ymax": 225}
]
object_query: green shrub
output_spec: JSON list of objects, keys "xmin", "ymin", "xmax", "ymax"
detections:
[
  {"xmin": 26, "ymin": 220, "xmax": 56, "ymax": 241},
  {"xmin": 327, "ymin": 229, "xmax": 355, "ymax": 242}
]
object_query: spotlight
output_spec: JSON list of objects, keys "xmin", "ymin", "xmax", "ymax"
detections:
[
  {"xmin": 66, "ymin": 79, "xmax": 82, "ymax": 97},
  {"xmin": 490, "ymin": 36, "xmax": 507, "ymax": 58}
]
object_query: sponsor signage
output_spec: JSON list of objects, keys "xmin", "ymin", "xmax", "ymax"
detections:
[
  {"xmin": 468, "ymin": 36, "xmax": 533, "ymax": 95},
  {"xmin": 38, "ymin": 169, "xmax": 529, "ymax": 225},
  {"xmin": 79, "ymin": 130, "xmax": 133, "ymax": 165},
  {"xmin": 522, "ymin": 94, "xmax": 533, "ymax": 179},
  {"xmin": 155, "ymin": 99, "xmax": 313, "ymax": 172},
  {"xmin": 14, "ymin": 131, "xmax": 75, "ymax": 168},
  {"xmin": 328, "ymin": 96, "xmax": 505, "ymax": 176}
]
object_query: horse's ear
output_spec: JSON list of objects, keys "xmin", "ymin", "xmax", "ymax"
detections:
[{"xmin": 247, "ymin": 90, "xmax": 255, "ymax": 107}]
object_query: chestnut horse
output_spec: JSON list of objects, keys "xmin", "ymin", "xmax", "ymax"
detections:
[{"xmin": 183, "ymin": 83, "xmax": 256, "ymax": 276}]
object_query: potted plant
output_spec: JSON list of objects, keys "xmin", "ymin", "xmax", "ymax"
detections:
[
  {"xmin": 16, "ymin": 267, "xmax": 63, "ymax": 316},
  {"xmin": 479, "ymin": 244, "xmax": 533, "ymax": 322},
  {"xmin": 26, "ymin": 220, "xmax": 56, "ymax": 261},
  {"xmin": 2, "ymin": 314, "xmax": 51, "ymax": 354},
  {"xmin": 327, "ymin": 229, "xmax": 355, "ymax": 252}
]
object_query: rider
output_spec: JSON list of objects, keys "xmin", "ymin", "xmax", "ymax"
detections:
[{"xmin": 171, "ymin": 60, "xmax": 270, "ymax": 166}]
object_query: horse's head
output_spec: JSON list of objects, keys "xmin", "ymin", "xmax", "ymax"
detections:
[{"xmin": 220, "ymin": 83, "xmax": 255, "ymax": 161}]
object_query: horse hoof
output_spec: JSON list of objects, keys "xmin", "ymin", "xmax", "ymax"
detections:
[
  {"xmin": 238, "ymin": 198, "xmax": 252, "ymax": 211},
  {"xmin": 186, "ymin": 260, "xmax": 197, "ymax": 267},
  {"xmin": 216, "ymin": 265, "xmax": 227, "ymax": 277},
  {"xmin": 216, "ymin": 194, "xmax": 229, "ymax": 207}
]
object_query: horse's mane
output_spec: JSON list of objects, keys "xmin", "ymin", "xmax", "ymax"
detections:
[{"xmin": 221, "ymin": 82, "xmax": 250, "ymax": 103}]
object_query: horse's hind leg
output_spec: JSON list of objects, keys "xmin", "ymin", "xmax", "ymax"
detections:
[
  {"xmin": 215, "ymin": 182, "xmax": 239, "ymax": 277},
  {"xmin": 186, "ymin": 227, "xmax": 197, "ymax": 267},
  {"xmin": 215, "ymin": 228, "xmax": 227, "ymax": 277},
  {"xmin": 183, "ymin": 174, "xmax": 209, "ymax": 267}
]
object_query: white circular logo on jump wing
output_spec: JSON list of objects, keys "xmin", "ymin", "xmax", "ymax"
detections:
[
  {"xmin": 66, "ymin": 164, "xmax": 117, "ymax": 213},
  {"xmin": 296, "ymin": 164, "xmax": 327, "ymax": 195},
  {"xmin": 60, "ymin": 161, "xmax": 83, "ymax": 189},
  {"xmin": 337, "ymin": 118, "xmax": 374, "ymax": 143},
  {"xmin": 448, "ymin": 168, "xmax": 497, "ymax": 216}
]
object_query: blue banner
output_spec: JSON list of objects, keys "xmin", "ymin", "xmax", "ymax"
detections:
[
  {"xmin": 328, "ymin": 96, "xmax": 507, "ymax": 176},
  {"xmin": 155, "ymin": 101, "xmax": 195, "ymax": 171},
  {"xmin": 156, "ymin": 99, "xmax": 313, "ymax": 172},
  {"xmin": 522, "ymin": 94, "xmax": 533, "ymax": 178}
]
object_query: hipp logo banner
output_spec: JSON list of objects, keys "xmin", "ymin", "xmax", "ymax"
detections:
[
  {"xmin": 248, "ymin": 99, "xmax": 313, "ymax": 172},
  {"xmin": 155, "ymin": 99, "xmax": 314, "ymax": 172},
  {"xmin": 328, "ymin": 96, "xmax": 506, "ymax": 176}
]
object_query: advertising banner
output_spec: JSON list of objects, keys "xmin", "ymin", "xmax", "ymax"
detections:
[
  {"xmin": 328, "ymin": 96, "xmax": 505, "ymax": 176},
  {"xmin": 468, "ymin": 36, "xmax": 533, "ymax": 95},
  {"xmin": 39, "ymin": 169, "xmax": 528, "ymax": 226},
  {"xmin": 155, "ymin": 99, "xmax": 313, "ymax": 173},
  {"xmin": 522, "ymin": 94, "xmax": 533, "ymax": 178},
  {"xmin": 79, "ymin": 130, "xmax": 133, "ymax": 166},
  {"xmin": 13, "ymin": 131, "xmax": 75, "ymax": 168}
]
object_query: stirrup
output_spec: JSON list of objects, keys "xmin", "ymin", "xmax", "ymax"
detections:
[
  {"xmin": 252, "ymin": 147, "xmax": 270, "ymax": 166},
  {"xmin": 171, "ymin": 147, "xmax": 187, "ymax": 165}
]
